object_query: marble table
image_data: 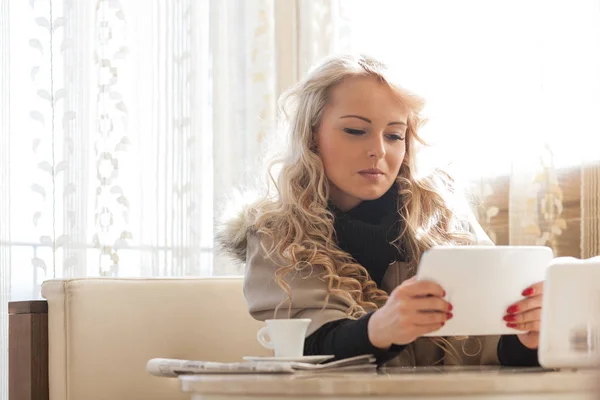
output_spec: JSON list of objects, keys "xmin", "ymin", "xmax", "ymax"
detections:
[{"xmin": 179, "ymin": 366, "xmax": 599, "ymax": 400}]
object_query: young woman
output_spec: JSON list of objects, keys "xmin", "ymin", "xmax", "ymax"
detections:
[{"xmin": 217, "ymin": 54, "xmax": 542, "ymax": 366}]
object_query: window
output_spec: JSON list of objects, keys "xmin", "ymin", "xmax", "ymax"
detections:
[{"xmin": 343, "ymin": 0, "xmax": 600, "ymax": 178}]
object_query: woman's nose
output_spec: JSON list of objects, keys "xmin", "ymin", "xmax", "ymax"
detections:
[{"xmin": 367, "ymin": 135, "xmax": 386, "ymax": 159}]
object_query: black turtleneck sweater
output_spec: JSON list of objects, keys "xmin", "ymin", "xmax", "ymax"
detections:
[{"xmin": 303, "ymin": 186, "xmax": 540, "ymax": 367}]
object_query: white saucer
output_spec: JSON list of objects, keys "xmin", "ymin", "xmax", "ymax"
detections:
[{"xmin": 243, "ymin": 355, "xmax": 334, "ymax": 364}]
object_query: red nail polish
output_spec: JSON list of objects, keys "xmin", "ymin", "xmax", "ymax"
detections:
[
  {"xmin": 503, "ymin": 314, "xmax": 516, "ymax": 322},
  {"xmin": 447, "ymin": 312, "xmax": 453, "ymax": 319},
  {"xmin": 522, "ymin": 287, "xmax": 534, "ymax": 296},
  {"xmin": 507, "ymin": 323, "xmax": 517, "ymax": 328},
  {"xmin": 441, "ymin": 322, "xmax": 445, "ymax": 326},
  {"xmin": 506, "ymin": 305, "xmax": 519, "ymax": 314},
  {"xmin": 448, "ymin": 304, "xmax": 453, "ymax": 311}
]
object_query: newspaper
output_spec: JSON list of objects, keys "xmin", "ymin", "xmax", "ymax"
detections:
[{"xmin": 147, "ymin": 354, "xmax": 377, "ymax": 377}]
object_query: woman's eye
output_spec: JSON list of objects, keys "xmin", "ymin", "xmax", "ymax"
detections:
[
  {"xmin": 343, "ymin": 128, "xmax": 366, "ymax": 135},
  {"xmin": 387, "ymin": 134, "xmax": 406, "ymax": 141}
]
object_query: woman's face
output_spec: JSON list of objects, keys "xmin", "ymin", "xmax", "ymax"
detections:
[{"xmin": 316, "ymin": 76, "xmax": 409, "ymax": 211}]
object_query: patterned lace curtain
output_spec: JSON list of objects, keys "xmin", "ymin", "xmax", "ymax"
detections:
[
  {"xmin": 0, "ymin": 0, "xmax": 348, "ymax": 397},
  {"xmin": 1, "ymin": 0, "xmax": 217, "ymax": 298},
  {"xmin": 340, "ymin": 0, "xmax": 600, "ymax": 258},
  {"xmin": 0, "ymin": 2, "xmax": 11, "ymax": 399}
]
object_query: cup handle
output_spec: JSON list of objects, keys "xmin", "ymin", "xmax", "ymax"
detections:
[{"xmin": 257, "ymin": 326, "xmax": 274, "ymax": 350}]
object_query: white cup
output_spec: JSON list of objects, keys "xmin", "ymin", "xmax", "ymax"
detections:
[{"xmin": 256, "ymin": 319, "xmax": 311, "ymax": 358}]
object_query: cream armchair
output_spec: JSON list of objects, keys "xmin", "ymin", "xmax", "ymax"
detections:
[{"xmin": 9, "ymin": 277, "xmax": 271, "ymax": 400}]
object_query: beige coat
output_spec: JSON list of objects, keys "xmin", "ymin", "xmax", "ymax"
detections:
[{"xmin": 217, "ymin": 201, "xmax": 501, "ymax": 367}]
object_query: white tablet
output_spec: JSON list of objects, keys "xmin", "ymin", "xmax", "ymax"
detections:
[{"xmin": 415, "ymin": 245, "xmax": 554, "ymax": 337}]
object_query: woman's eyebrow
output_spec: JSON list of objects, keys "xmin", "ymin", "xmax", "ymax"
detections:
[{"xmin": 340, "ymin": 114, "xmax": 407, "ymax": 126}]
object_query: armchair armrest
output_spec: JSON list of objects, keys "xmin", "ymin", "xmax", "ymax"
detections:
[{"xmin": 38, "ymin": 277, "xmax": 269, "ymax": 400}]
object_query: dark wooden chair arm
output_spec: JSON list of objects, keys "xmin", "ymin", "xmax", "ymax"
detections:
[{"xmin": 8, "ymin": 300, "xmax": 49, "ymax": 400}]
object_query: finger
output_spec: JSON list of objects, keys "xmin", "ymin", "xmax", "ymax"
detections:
[
  {"xmin": 391, "ymin": 276, "xmax": 416, "ymax": 296},
  {"xmin": 410, "ymin": 296, "xmax": 452, "ymax": 313},
  {"xmin": 522, "ymin": 331, "xmax": 540, "ymax": 340},
  {"xmin": 521, "ymin": 281, "xmax": 544, "ymax": 297},
  {"xmin": 507, "ymin": 320, "xmax": 540, "ymax": 333},
  {"xmin": 506, "ymin": 294, "xmax": 543, "ymax": 314},
  {"xmin": 413, "ymin": 311, "xmax": 451, "ymax": 326},
  {"xmin": 516, "ymin": 331, "xmax": 540, "ymax": 350},
  {"xmin": 402, "ymin": 279, "xmax": 445, "ymax": 298},
  {"xmin": 504, "ymin": 308, "xmax": 541, "ymax": 324}
]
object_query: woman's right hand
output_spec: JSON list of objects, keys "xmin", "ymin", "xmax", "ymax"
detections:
[{"xmin": 367, "ymin": 277, "xmax": 453, "ymax": 349}]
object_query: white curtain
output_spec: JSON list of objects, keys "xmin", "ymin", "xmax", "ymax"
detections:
[
  {"xmin": 1, "ymin": 2, "xmax": 11, "ymax": 400},
  {"xmin": 0, "ymin": 0, "xmax": 347, "ymax": 396}
]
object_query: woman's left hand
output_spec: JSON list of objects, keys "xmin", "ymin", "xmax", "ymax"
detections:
[{"xmin": 503, "ymin": 281, "xmax": 544, "ymax": 349}]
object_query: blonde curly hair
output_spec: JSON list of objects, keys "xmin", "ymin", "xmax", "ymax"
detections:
[{"xmin": 249, "ymin": 53, "xmax": 475, "ymax": 319}]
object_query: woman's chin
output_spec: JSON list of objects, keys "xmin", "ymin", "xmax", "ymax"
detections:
[{"xmin": 353, "ymin": 184, "xmax": 392, "ymax": 201}]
